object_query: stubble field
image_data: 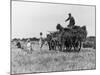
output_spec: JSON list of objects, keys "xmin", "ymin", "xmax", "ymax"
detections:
[{"xmin": 11, "ymin": 43, "xmax": 96, "ymax": 74}]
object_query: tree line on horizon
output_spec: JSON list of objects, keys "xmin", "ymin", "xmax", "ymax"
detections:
[{"xmin": 12, "ymin": 37, "xmax": 40, "ymax": 42}]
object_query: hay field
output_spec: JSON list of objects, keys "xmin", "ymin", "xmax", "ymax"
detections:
[{"xmin": 11, "ymin": 43, "xmax": 96, "ymax": 74}]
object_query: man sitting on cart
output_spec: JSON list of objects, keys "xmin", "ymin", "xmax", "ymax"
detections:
[{"xmin": 65, "ymin": 13, "xmax": 75, "ymax": 28}]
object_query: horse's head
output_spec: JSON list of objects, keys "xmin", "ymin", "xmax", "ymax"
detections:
[
  {"xmin": 46, "ymin": 34, "xmax": 52, "ymax": 41},
  {"xmin": 56, "ymin": 24, "xmax": 63, "ymax": 31}
]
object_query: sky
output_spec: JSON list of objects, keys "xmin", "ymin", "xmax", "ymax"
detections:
[{"xmin": 12, "ymin": 1, "xmax": 95, "ymax": 39}]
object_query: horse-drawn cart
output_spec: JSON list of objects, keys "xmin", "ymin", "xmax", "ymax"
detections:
[{"xmin": 47, "ymin": 24, "xmax": 87, "ymax": 52}]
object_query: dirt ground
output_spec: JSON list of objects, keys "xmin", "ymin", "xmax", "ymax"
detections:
[{"xmin": 11, "ymin": 44, "xmax": 96, "ymax": 74}]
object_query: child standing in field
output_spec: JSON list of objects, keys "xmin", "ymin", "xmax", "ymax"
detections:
[
  {"xmin": 39, "ymin": 32, "xmax": 44, "ymax": 49},
  {"xmin": 27, "ymin": 39, "xmax": 33, "ymax": 53}
]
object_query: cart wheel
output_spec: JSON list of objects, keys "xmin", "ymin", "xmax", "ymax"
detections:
[{"xmin": 74, "ymin": 40, "xmax": 81, "ymax": 52}]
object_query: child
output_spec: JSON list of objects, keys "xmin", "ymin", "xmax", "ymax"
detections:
[
  {"xmin": 39, "ymin": 32, "xmax": 44, "ymax": 49},
  {"xmin": 27, "ymin": 39, "xmax": 32, "ymax": 53}
]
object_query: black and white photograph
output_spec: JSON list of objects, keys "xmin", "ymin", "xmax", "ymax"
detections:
[{"xmin": 11, "ymin": 0, "xmax": 96, "ymax": 74}]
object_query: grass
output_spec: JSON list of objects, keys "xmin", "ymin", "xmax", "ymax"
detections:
[{"xmin": 11, "ymin": 44, "xmax": 96, "ymax": 74}]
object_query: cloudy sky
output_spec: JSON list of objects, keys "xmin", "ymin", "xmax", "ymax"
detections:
[{"xmin": 12, "ymin": 1, "xmax": 95, "ymax": 39}]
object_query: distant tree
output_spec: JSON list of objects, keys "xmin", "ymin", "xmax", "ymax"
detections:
[
  {"xmin": 21, "ymin": 38, "xmax": 28, "ymax": 42},
  {"xmin": 30, "ymin": 37, "xmax": 39, "ymax": 41},
  {"xmin": 86, "ymin": 36, "xmax": 96, "ymax": 42},
  {"xmin": 83, "ymin": 36, "xmax": 96, "ymax": 49},
  {"xmin": 12, "ymin": 38, "xmax": 19, "ymax": 42}
]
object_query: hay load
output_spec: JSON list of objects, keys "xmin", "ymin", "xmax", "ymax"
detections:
[{"xmin": 56, "ymin": 24, "xmax": 87, "ymax": 41}]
